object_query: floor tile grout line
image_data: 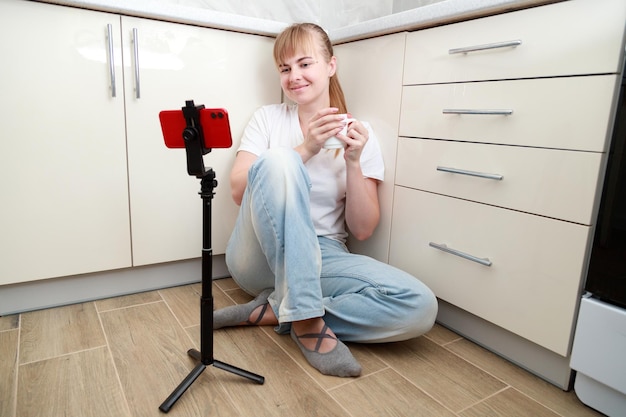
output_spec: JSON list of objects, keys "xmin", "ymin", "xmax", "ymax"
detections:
[
  {"xmin": 393, "ymin": 366, "xmax": 461, "ymax": 416},
  {"xmin": 507, "ymin": 385, "xmax": 572, "ymax": 417},
  {"xmin": 11, "ymin": 314, "xmax": 21, "ymax": 417},
  {"xmin": 95, "ymin": 302, "xmax": 133, "ymax": 417},
  {"xmin": 436, "ymin": 338, "xmax": 579, "ymax": 417},
  {"xmin": 456, "ymin": 385, "xmax": 510, "ymax": 414},
  {"xmin": 357, "ymin": 345, "xmax": 460, "ymax": 416},
  {"xmin": 440, "ymin": 341, "xmax": 514, "ymax": 390},
  {"xmin": 96, "ymin": 298, "xmax": 165, "ymax": 314},
  {"xmin": 17, "ymin": 343, "xmax": 110, "ymax": 367}
]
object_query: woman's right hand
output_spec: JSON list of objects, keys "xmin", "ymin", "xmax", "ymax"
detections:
[{"xmin": 298, "ymin": 108, "xmax": 347, "ymax": 161}]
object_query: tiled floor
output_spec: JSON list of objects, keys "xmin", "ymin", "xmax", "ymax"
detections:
[{"xmin": 0, "ymin": 278, "xmax": 604, "ymax": 416}]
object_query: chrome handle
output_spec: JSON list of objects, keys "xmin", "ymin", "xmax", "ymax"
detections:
[
  {"xmin": 429, "ymin": 242, "xmax": 492, "ymax": 267},
  {"xmin": 449, "ymin": 39, "xmax": 522, "ymax": 54},
  {"xmin": 437, "ymin": 166, "xmax": 503, "ymax": 181},
  {"xmin": 443, "ymin": 109, "xmax": 513, "ymax": 115},
  {"xmin": 106, "ymin": 24, "xmax": 116, "ymax": 98},
  {"xmin": 132, "ymin": 28, "xmax": 140, "ymax": 99}
]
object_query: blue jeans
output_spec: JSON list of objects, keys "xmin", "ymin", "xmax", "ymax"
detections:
[{"xmin": 225, "ymin": 148, "xmax": 438, "ymax": 343}]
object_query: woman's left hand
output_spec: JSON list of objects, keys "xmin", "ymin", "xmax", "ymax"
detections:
[{"xmin": 337, "ymin": 117, "xmax": 368, "ymax": 163}]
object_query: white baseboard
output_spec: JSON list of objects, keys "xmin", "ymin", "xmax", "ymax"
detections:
[{"xmin": 0, "ymin": 255, "xmax": 229, "ymax": 315}]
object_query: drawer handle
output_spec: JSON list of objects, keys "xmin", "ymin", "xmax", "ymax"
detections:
[
  {"xmin": 449, "ymin": 39, "xmax": 522, "ymax": 54},
  {"xmin": 437, "ymin": 166, "xmax": 503, "ymax": 181},
  {"xmin": 429, "ymin": 242, "xmax": 492, "ymax": 267},
  {"xmin": 106, "ymin": 24, "xmax": 116, "ymax": 98},
  {"xmin": 132, "ymin": 28, "xmax": 141, "ymax": 99},
  {"xmin": 443, "ymin": 109, "xmax": 513, "ymax": 116}
]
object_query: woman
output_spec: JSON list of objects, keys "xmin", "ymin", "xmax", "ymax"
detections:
[{"xmin": 215, "ymin": 23, "xmax": 437, "ymax": 377}]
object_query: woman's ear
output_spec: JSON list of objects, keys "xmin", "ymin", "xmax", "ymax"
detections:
[{"xmin": 328, "ymin": 56, "xmax": 337, "ymax": 77}]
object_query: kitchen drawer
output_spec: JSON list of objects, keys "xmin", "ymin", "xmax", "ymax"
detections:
[
  {"xmin": 399, "ymin": 75, "xmax": 618, "ymax": 152},
  {"xmin": 403, "ymin": 0, "xmax": 626, "ymax": 85},
  {"xmin": 389, "ymin": 187, "xmax": 591, "ymax": 355},
  {"xmin": 395, "ymin": 138, "xmax": 604, "ymax": 225}
]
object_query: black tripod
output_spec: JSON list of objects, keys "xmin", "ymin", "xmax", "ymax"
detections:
[{"xmin": 159, "ymin": 101, "xmax": 264, "ymax": 414}]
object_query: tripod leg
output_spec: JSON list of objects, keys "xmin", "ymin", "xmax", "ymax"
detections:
[
  {"xmin": 159, "ymin": 362, "xmax": 206, "ymax": 413},
  {"xmin": 187, "ymin": 348, "xmax": 201, "ymax": 362},
  {"xmin": 213, "ymin": 360, "xmax": 265, "ymax": 384}
]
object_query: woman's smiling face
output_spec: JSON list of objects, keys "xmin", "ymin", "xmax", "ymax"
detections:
[{"xmin": 277, "ymin": 43, "xmax": 336, "ymax": 108}]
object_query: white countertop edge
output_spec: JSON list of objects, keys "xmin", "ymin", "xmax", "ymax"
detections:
[
  {"xmin": 35, "ymin": 0, "xmax": 557, "ymax": 42},
  {"xmin": 329, "ymin": 0, "xmax": 556, "ymax": 44},
  {"xmin": 35, "ymin": 0, "xmax": 289, "ymax": 37}
]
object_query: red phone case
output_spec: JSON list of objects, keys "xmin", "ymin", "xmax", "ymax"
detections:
[{"xmin": 159, "ymin": 108, "xmax": 232, "ymax": 149}]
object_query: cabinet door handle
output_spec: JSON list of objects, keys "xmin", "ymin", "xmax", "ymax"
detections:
[
  {"xmin": 443, "ymin": 109, "xmax": 513, "ymax": 116},
  {"xmin": 132, "ymin": 28, "xmax": 140, "ymax": 99},
  {"xmin": 437, "ymin": 166, "xmax": 503, "ymax": 181},
  {"xmin": 449, "ymin": 39, "xmax": 522, "ymax": 55},
  {"xmin": 106, "ymin": 24, "xmax": 116, "ymax": 98},
  {"xmin": 429, "ymin": 242, "xmax": 492, "ymax": 267}
]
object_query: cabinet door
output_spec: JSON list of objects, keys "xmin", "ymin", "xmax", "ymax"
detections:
[
  {"xmin": 389, "ymin": 187, "xmax": 591, "ymax": 355},
  {"xmin": 0, "ymin": 0, "xmax": 131, "ymax": 285},
  {"xmin": 403, "ymin": 0, "xmax": 626, "ymax": 85},
  {"xmin": 121, "ymin": 17, "xmax": 281, "ymax": 266},
  {"xmin": 334, "ymin": 32, "xmax": 406, "ymax": 262}
]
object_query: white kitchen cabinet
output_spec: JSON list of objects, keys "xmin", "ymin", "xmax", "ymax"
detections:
[
  {"xmin": 0, "ymin": 0, "xmax": 131, "ymax": 285},
  {"xmin": 334, "ymin": 32, "xmax": 406, "ymax": 262},
  {"xmin": 121, "ymin": 16, "xmax": 280, "ymax": 266},
  {"xmin": 400, "ymin": 75, "xmax": 619, "ymax": 153},
  {"xmin": 390, "ymin": 0, "xmax": 626, "ymax": 388},
  {"xmin": 403, "ymin": 0, "xmax": 626, "ymax": 85},
  {"xmin": 396, "ymin": 137, "xmax": 604, "ymax": 225},
  {"xmin": 0, "ymin": 0, "xmax": 280, "ymax": 285},
  {"xmin": 389, "ymin": 186, "xmax": 591, "ymax": 356}
]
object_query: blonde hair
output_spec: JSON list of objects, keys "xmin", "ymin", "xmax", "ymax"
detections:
[{"xmin": 273, "ymin": 23, "xmax": 348, "ymax": 114}]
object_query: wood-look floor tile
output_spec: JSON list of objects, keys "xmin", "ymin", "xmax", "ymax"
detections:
[
  {"xmin": 0, "ymin": 314, "xmax": 19, "ymax": 331},
  {"xmin": 214, "ymin": 277, "xmax": 241, "ymax": 291},
  {"xmin": 460, "ymin": 387, "xmax": 561, "ymax": 417},
  {"xmin": 425, "ymin": 323, "xmax": 464, "ymax": 346},
  {"xmin": 367, "ymin": 337, "xmax": 507, "ymax": 413},
  {"xmin": 0, "ymin": 330, "xmax": 18, "ymax": 417},
  {"xmin": 159, "ymin": 285, "xmax": 201, "ymax": 328},
  {"xmin": 17, "ymin": 347, "xmax": 131, "ymax": 417},
  {"xmin": 446, "ymin": 338, "xmax": 603, "ymax": 416},
  {"xmin": 95, "ymin": 290, "xmax": 162, "ymax": 312},
  {"xmin": 100, "ymin": 301, "xmax": 240, "ymax": 417},
  {"xmin": 188, "ymin": 324, "xmax": 352, "ymax": 416},
  {"xmin": 20, "ymin": 302, "xmax": 106, "ymax": 364},
  {"xmin": 331, "ymin": 367, "xmax": 456, "ymax": 416}
]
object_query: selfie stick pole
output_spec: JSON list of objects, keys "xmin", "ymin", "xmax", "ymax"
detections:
[{"xmin": 159, "ymin": 100, "xmax": 264, "ymax": 414}]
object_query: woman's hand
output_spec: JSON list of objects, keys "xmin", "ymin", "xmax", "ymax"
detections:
[
  {"xmin": 337, "ymin": 116, "xmax": 368, "ymax": 164},
  {"xmin": 297, "ymin": 108, "xmax": 349, "ymax": 161}
]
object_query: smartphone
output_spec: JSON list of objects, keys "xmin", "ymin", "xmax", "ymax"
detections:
[{"xmin": 159, "ymin": 108, "xmax": 232, "ymax": 149}]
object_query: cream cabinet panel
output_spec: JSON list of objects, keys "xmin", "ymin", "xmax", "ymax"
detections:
[
  {"xmin": 335, "ymin": 32, "xmax": 406, "ymax": 262},
  {"xmin": 400, "ymin": 75, "xmax": 618, "ymax": 152},
  {"xmin": 0, "ymin": 1, "xmax": 132, "ymax": 285},
  {"xmin": 389, "ymin": 187, "xmax": 591, "ymax": 355},
  {"xmin": 121, "ymin": 17, "xmax": 281, "ymax": 266},
  {"xmin": 403, "ymin": 0, "xmax": 626, "ymax": 85},
  {"xmin": 396, "ymin": 138, "xmax": 604, "ymax": 225}
]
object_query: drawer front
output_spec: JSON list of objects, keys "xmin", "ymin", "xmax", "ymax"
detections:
[
  {"xmin": 399, "ymin": 75, "xmax": 618, "ymax": 152},
  {"xmin": 389, "ymin": 187, "xmax": 591, "ymax": 355},
  {"xmin": 404, "ymin": 0, "xmax": 626, "ymax": 84},
  {"xmin": 396, "ymin": 138, "xmax": 604, "ymax": 225}
]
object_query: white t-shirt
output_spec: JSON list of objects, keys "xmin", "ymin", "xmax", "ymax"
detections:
[{"xmin": 238, "ymin": 103, "xmax": 384, "ymax": 242}]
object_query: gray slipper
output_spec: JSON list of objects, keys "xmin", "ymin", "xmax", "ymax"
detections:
[
  {"xmin": 213, "ymin": 288, "xmax": 273, "ymax": 329},
  {"xmin": 291, "ymin": 324, "xmax": 362, "ymax": 377}
]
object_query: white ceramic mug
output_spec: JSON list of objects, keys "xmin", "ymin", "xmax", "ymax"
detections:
[{"xmin": 324, "ymin": 114, "xmax": 356, "ymax": 149}]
